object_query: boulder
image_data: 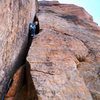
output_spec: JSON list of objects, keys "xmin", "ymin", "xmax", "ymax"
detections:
[
  {"xmin": 27, "ymin": 1, "xmax": 100, "ymax": 100},
  {"xmin": 27, "ymin": 29, "xmax": 92, "ymax": 100}
]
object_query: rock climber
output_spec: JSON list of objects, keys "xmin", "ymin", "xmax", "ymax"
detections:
[
  {"xmin": 33, "ymin": 15, "xmax": 40, "ymax": 34},
  {"xmin": 29, "ymin": 15, "xmax": 40, "ymax": 38},
  {"xmin": 29, "ymin": 23, "xmax": 36, "ymax": 37}
]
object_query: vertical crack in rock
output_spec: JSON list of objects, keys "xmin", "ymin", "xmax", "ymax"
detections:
[
  {"xmin": 1, "ymin": 14, "xmax": 40, "ymax": 99},
  {"xmin": 5, "ymin": 61, "xmax": 38, "ymax": 100},
  {"xmin": 0, "ymin": 0, "xmax": 38, "ymax": 99}
]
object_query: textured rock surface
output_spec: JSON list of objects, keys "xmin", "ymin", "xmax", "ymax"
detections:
[
  {"xmin": 5, "ymin": 62, "xmax": 38, "ymax": 100},
  {"xmin": 28, "ymin": 30, "xmax": 92, "ymax": 100},
  {"xmin": 5, "ymin": 65, "xmax": 25, "ymax": 100},
  {"xmin": 0, "ymin": 0, "xmax": 37, "ymax": 97},
  {"xmin": 27, "ymin": 1, "xmax": 100, "ymax": 100}
]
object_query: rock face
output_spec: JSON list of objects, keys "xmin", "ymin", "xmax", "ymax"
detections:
[
  {"xmin": 27, "ymin": 1, "xmax": 100, "ymax": 100},
  {"xmin": 0, "ymin": 0, "xmax": 37, "ymax": 98},
  {"xmin": 39, "ymin": 0, "xmax": 59, "ymax": 5},
  {"xmin": 5, "ymin": 62, "xmax": 38, "ymax": 100}
]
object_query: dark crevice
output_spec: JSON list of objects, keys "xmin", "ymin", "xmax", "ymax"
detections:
[
  {"xmin": 14, "ymin": 61, "xmax": 38, "ymax": 100},
  {"xmin": 1, "ymin": 15, "xmax": 40, "ymax": 100},
  {"xmin": 4, "ymin": 61, "xmax": 38, "ymax": 100},
  {"xmin": 77, "ymin": 56, "xmax": 86, "ymax": 62},
  {"xmin": 31, "ymin": 69, "xmax": 54, "ymax": 75}
]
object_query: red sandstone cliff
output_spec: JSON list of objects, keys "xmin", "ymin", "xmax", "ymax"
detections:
[
  {"xmin": 27, "ymin": 1, "xmax": 100, "ymax": 100},
  {"xmin": 0, "ymin": 1, "xmax": 100, "ymax": 100},
  {"xmin": 0, "ymin": 0, "xmax": 37, "ymax": 99}
]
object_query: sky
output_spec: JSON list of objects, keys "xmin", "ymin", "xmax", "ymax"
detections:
[{"xmin": 39, "ymin": 0, "xmax": 100, "ymax": 26}]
